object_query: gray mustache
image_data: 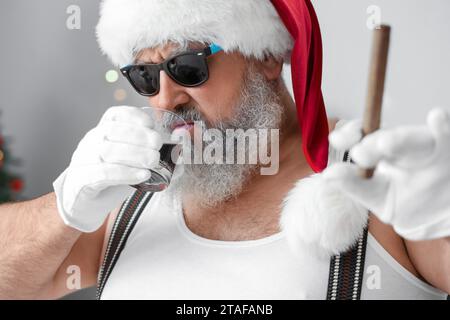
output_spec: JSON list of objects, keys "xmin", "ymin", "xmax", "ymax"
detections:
[{"xmin": 174, "ymin": 106, "xmax": 204, "ymax": 122}]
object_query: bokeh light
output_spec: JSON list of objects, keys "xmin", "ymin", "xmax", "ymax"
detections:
[
  {"xmin": 114, "ymin": 88, "xmax": 127, "ymax": 102},
  {"xmin": 105, "ymin": 70, "xmax": 119, "ymax": 83}
]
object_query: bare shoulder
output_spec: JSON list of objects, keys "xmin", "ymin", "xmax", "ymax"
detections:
[
  {"xmin": 368, "ymin": 214, "xmax": 421, "ymax": 277},
  {"xmin": 403, "ymin": 237, "xmax": 450, "ymax": 293},
  {"xmin": 328, "ymin": 118, "xmax": 339, "ymax": 132}
]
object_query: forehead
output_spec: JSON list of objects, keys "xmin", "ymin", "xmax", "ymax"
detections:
[{"xmin": 134, "ymin": 42, "xmax": 206, "ymax": 63}]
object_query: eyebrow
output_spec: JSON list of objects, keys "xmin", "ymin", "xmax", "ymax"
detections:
[{"xmin": 134, "ymin": 57, "xmax": 156, "ymax": 65}]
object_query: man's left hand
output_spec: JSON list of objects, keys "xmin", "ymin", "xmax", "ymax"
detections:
[{"xmin": 324, "ymin": 108, "xmax": 450, "ymax": 241}]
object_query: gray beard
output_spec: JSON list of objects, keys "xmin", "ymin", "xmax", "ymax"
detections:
[{"xmin": 168, "ymin": 68, "xmax": 285, "ymax": 208}]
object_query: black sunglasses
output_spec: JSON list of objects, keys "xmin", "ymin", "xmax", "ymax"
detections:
[{"xmin": 120, "ymin": 44, "xmax": 223, "ymax": 97}]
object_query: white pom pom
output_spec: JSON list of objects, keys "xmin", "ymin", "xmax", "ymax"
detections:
[{"xmin": 280, "ymin": 174, "xmax": 368, "ymax": 259}]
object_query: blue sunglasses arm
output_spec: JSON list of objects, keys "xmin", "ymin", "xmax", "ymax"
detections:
[{"xmin": 209, "ymin": 43, "xmax": 223, "ymax": 55}]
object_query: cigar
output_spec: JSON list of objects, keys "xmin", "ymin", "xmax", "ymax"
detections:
[{"xmin": 360, "ymin": 25, "xmax": 391, "ymax": 179}]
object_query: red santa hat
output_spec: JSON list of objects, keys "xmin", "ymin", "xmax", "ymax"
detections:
[{"xmin": 96, "ymin": 0, "xmax": 329, "ymax": 173}]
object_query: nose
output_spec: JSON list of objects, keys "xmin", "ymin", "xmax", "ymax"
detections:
[{"xmin": 148, "ymin": 70, "xmax": 190, "ymax": 112}]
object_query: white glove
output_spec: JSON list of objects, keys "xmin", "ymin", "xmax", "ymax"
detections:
[
  {"xmin": 52, "ymin": 106, "xmax": 163, "ymax": 232},
  {"xmin": 324, "ymin": 108, "xmax": 450, "ymax": 241}
]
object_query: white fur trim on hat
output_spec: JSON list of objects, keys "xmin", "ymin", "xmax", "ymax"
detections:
[
  {"xmin": 280, "ymin": 174, "xmax": 369, "ymax": 259},
  {"xmin": 96, "ymin": 0, "xmax": 294, "ymax": 67}
]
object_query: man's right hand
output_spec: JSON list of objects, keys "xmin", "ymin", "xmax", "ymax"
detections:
[{"xmin": 53, "ymin": 106, "xmax": 163, "ymax": 233}]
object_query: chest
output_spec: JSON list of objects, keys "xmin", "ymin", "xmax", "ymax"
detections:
[
  {"xmin": 100, "ymin": 206, "xmax": 330, "ymax": 299},
  {"xmin": 98, "ymin": 193, "xmax": 447, "ymax": 300}
]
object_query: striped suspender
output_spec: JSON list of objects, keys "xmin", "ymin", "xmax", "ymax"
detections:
[
  {"xmin": 96, "ymin": 190, "xmax": 154, "ymax": 300},
  {"xmin": 326, "ymin": 228, "xmax": 369, "ymax": 300},
  {"xmin": 326, "ymin": 151, "xmax": 369, "ymax": 300}
]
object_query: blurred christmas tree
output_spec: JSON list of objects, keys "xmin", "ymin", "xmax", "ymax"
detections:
[{"xmin": 0, "ymin": 113, "xmax": 23, "ymax": 203}]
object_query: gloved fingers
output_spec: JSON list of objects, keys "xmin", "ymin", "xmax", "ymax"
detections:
[
  {"xmin": 91, "ymin": 184, "xmax": 136, "ymax": 211},
  {"xmin": 102, "ymin": 120, "xmax": 163, "ymax": 151},
  {"xmin": 350, "ymin": 127, "xmax": 435, "ymax": 169},
  {"xmin": 99, "ymin": 106, "xmax": 155, "ymax": 128},
  {"xmin": 329, "ymin": 119, "xmax": 363, "ymax": 151},
  {"xmin": 348, "ymin": 132, "xmax": 384, "ymax": 168},
  {"xmin": 82, "ymin": 164, "xmax": 152, "ymax": 192},
  {"xmin": 70, "ymin": 132, "xmax": 100, "ymax": 164},
  {"xmin": 100, "ymin": 141, "xmax": 161, "ymax": 169},
  {"xmin": 427, "ymin": 108, "xmax": 450, "ymax": 140},
  {"xmin": 323, "ymin": 162, "xmax": 391, "ymax": 219}
]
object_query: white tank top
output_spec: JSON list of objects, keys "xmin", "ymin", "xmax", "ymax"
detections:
[{"xmin": 100, "ymin": 190, "xmax": 447, "ymax": 300}]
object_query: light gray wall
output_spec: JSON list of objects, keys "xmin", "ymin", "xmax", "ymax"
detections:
[
  {"xmin": 1, "ymin": 1, "xmax": 449, "ymax": 198},
  {"xmin": 0, "ymin": 0, "xmax": 145, "ymax": 200}
]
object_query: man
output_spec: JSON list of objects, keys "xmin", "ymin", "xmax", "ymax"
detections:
[{"xmin": 0, "ymin": 0, "xmax": 449, "ymax": 300}]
